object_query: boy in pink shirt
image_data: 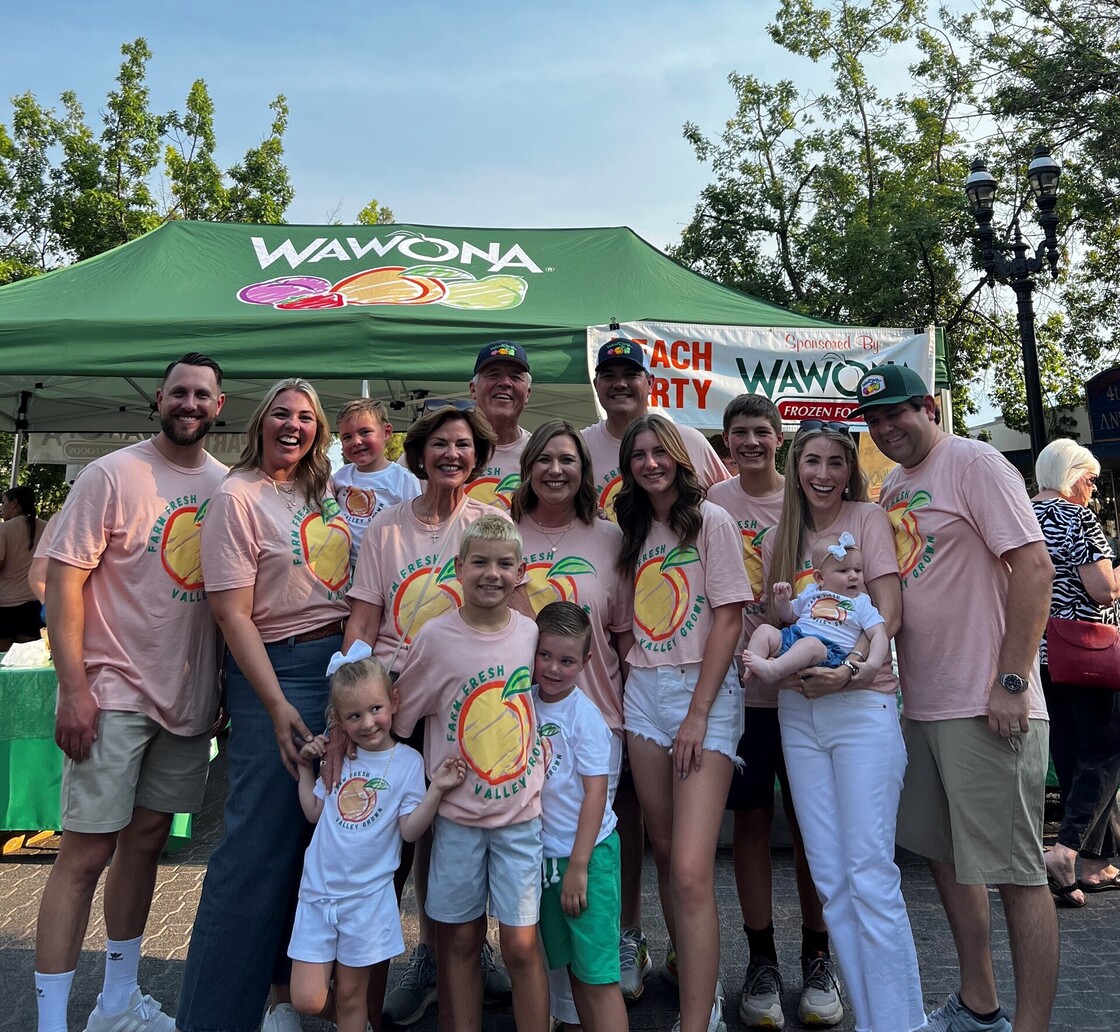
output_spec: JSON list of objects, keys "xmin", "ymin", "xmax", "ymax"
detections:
[{"xmin": 393, "ymin": 515, "xmax": 549, "ymax": 1032}]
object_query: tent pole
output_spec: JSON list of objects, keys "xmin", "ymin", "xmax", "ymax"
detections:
[
  {"xmin": 361, "ymin": 379, "xmax": 370, "ymax": 399},
  {"xmin": 9, "ymin": 391, "xmax": 32, "ymax": 489}
]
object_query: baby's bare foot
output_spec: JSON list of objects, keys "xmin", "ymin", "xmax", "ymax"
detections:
[{"xmin": 743, "ymin": 651, "xmax": 782, "ymax": 685}]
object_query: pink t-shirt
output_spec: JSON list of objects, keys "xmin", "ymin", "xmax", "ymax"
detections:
[
  {"xmin": 349, "ymin": 497, "xmax": 508, "ymax": 673},
  {"xmin": 464, "ymin": 427, "xmax": 530, "ymax": 512},
  {"xmin": 46, "ymin": 440, "xmax": 228, "ymax": 734},
  {"xmin": 878, "ymin": 434, "xmax": 1047, "ymax": 720},
  {"xmin": 394, "ymin": 609, "xmax": 543, "ymax": 828},
  {"xmin": 0, "ymin": 516, "xmax": 46, "ymax": 606},
  {"xmin": 201, "ymin": 470, "xmax": 351, "ymax": 643},
  {"xmin": 516, "ymin": 516, "xmax": 634, "ymax": 732},
  {"xmin": 628, "ymin": 500, "xmax": 751, "ymax": 667},
  {"xmin": 762, "ymin": 500, "xmax": 900, "ymax": 696},
  {"xmin": 580, "ymin": 420, "xmax": 731, "ymax": 521},
  {"xmin": 706, "ymin": 479, "xmax": 785, "ymax": 707}
]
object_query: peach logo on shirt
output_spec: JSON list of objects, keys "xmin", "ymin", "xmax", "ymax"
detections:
[
  {"xmin": 457, "ymin": 666, "xmax": 534, "ymax": 785},
  {"xmin": 465, "ymin": 473, "xmax": 521, "ymax": 511},
  {"xmin": 299, "ymin": 513, "xmax": 352, "ymax": 591},
  {"xmin": 538, "ymin": 721, "xmax": 560, "ymax": 778},
  {"xmin": 344, "ymin": 487, "xmax": 377, "ymax": 519},
  {"xmin": 741, "ymin": 524, "xmax": 770, "ymax": 599},
  {"xmin": 524, "ymin": 556, "xmax": 596, "ymax": 612},
  {"xmin": 392, "ymin": 559, "xmax": 463, "ymax": 643},
  {"xmin": 809, "ymin": 595, "xmax": 854, "ymax": 624},
  {"xmin": 886, "ymin": 490, "xmax": 932, "ymax": 577},
  {"xmin": 597, "ymin": 476, "xmax": 622, "ymax": 523},
  {"xmin": 161, "ymin": 501, "xmax": 208, "ymax": 590},
  {"xmin": 337, "ymin": 775, "xmax": 389, "ymax": 822},
  {"xmin": 634, "ymin": 546, "xmax": 697, "ymax": 641}
]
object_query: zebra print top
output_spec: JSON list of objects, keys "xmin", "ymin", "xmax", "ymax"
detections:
[{"xmin": 1032, "ymin": 497, "xmax": 1117, "ymax": 665}]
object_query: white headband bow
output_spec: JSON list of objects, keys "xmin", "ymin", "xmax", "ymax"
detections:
[
  {"xmin": 827, "ymin": 532, "xmax": 857, "ymax": 561},
  {"xmin": 326, "ymin": 639, "xmax": 373, "ymax": 677}
]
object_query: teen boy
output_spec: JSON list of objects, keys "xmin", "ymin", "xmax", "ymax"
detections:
[{"xmin": 393, "ymin": 515, "xmax": 549, "ymax": 1032}]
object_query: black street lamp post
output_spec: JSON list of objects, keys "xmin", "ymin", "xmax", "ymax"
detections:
[{"xmin": 964, "ymin": 144, "xmax": 1062, "ymax": 459}]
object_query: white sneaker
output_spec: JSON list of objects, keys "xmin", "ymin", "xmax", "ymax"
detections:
[
  {"xmin": 671, "ymin": 981, "xmax": 727, "ymax": 1032},
  {"xmin": 83, "ymin": 989, "xmax": 175, "ymax": 1032},
  {"xmin": 618, "ymin": 926, "xmax": 653, "ymax": 1001},
  {"xmin": 260, "ymin": 1002, "xmax": 303, "ymax": 1032}
]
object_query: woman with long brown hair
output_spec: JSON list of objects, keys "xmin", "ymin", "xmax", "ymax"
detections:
[
  {"xmin": 615, "ymin": 414, "xmax": 750, "ymax": 1032},
  {"xmin": 0, "ymin": 486, "xmax": 48, "ymax": 651}
]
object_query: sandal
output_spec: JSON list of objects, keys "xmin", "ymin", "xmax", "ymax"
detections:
[
  {"xmin": 1078, "ymin": 871, "xmax": 1120, "ymax": 893},
  {"xmin": 1048, "ymin": 875, "xmax": 1087, "ymax": 908}
]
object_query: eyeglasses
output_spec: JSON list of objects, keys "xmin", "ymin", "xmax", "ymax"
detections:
[{"xmin": 799, "ymin": 419, "xmax": 852, "ymax": 436}]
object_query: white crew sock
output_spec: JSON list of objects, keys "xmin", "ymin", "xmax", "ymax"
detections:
[
  {"xmin": 35, "ymin": 969, "xmax": 75, "ymax": 1032},
  {"xmin": 101, "ymin": 935, "xmax": 143, "ymax": 1014}
]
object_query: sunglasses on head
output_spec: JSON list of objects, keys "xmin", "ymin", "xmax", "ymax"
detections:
[{"xmin": 799, "ymin": 419, "xmax": 852, "ymax": 436}]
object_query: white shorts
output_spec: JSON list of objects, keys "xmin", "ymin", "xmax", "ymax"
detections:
[
  {"xmin": 288, "ymin": 882, "xmax": 404, "ymax": 968},
  {"xmin": 425, "ymin": 815, "xmax": 543, "ymax": 927},
  {"xmin": 624, "ymin": 662, "xmax": 743, "ymax": 765}
]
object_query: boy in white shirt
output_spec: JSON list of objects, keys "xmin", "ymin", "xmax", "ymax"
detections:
[
  {"xmin": 534, "ymin": 601, "xmax": 628, "ymax": 1031},
  {"xmin": 333, "ymin": 399, "xmax": 421, "ymax": 567}
]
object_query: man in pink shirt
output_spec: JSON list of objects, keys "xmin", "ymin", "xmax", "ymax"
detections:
[
  {"xmin": 855, "ymin": 364, "xmax": 1057, "ymax": 1032},
  {"xmin": 33, "ymin": 354, "xmax": 227, "ymax": 1032}
]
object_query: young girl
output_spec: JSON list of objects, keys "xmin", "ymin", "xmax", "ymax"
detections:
[
  {"xmin": 289, "ymin": 650, "xmax": 465, "ymax": 1032},
  {"xmin": 743, "ymin": 532, "xmax": 889, "ymax": 685},
  {"xmin": 615, "ymin": 414, "xmax": 751, "ymax": 1032}
]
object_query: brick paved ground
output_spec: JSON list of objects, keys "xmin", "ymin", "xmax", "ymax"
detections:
[{"xmin": 3, "ymin": 744, "xmax": 1118, "ymax": 1031}]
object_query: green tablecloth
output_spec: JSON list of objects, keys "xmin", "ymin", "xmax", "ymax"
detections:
[{"xmin": 0, "ymin": 659, "xmax": 197, "ymax": 851}]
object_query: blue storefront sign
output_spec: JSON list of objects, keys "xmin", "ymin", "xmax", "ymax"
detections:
[{"xmin": 1088, "ymin": 366, "xmax": 1120, "ymax": 443}]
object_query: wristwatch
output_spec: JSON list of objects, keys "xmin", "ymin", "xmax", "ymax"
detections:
[
  {"xmin": 841, "ymin": 660, "xmax": 860, "ymax": 677},
  {"xmin": 997, "ymin": 672, "xmax": 1027, "ymax": 694}
]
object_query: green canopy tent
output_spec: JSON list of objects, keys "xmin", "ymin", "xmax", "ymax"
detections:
[{"xmin": 0, "ymin": 221, "xmax": 949, "ymax": 437}]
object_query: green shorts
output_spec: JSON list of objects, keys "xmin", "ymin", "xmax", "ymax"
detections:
[
  {"xmin": 539, "ymin": 832, "xmax": 621, "ymax": 985},
  {"xmin": 896, "ymin": 716, "xmax": 1048, "ymax": 886}
]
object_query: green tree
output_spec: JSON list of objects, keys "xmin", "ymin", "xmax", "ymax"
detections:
[{"xmin": 355, "ymin": 199, "xmax": 396, "ymax": 225}]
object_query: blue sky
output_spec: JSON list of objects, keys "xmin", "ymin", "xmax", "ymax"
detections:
[{"xmin": 1, "ymin": 1, "xmax": 825, "ymax": 251}]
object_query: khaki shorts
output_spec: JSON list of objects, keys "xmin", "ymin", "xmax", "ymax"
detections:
[
  {"xmin": 61, "ymin": 710, "xmax": 211, "ymax": 834},
  {"xmin": 896, "ymin": 716, "xmax": 1048, "ymax": 886}
]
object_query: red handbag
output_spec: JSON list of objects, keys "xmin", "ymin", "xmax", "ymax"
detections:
[{"xmin": 1046, "ymin": 617, "xmax": 1120, "ymax": 690}]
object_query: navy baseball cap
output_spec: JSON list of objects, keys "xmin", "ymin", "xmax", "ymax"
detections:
[
  {"xmin": 852, "ymin": 364, "xmax": 931, "ymax": 415},
  {"xmin": 595, "ymin": 338, "xmax": 649, "ymax": 374},
  {"xmin": 474, "ymin": 340, "xmax": 530, "ymax": 375}
]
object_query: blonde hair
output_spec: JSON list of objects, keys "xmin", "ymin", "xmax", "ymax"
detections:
[
  {"xmin": 1035, "ymin": 438, "xmax": 1100, "ymax": 496},
  {"xmin": 458, "ymin": 513, "xmax": 523, "ymax": 561},
  {"xmin": 230, "ymin": 378, "xmax": 332, "ymax": 512},
  {"xmin": 327, "ymin": 656, "xmax": 393, "ymax": 722},
  {"xmin": 769, "ymin": 426, "xmax": 868, "ymax": 616},
  {"xmin": 336, "ymin": 398, "xmax": 390, "ymax": 427}
]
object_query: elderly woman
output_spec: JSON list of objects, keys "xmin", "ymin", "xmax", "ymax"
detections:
[
  {"xmin": 177, "ymin": 378, "xmax": 353, "ymax": 1032},
  {"xmin": 0, "ymin": 486, "xmax": 48, "ymax": 651},
  {"xmin": 1032, "ymin": 439, "xmax": 1120, "ymax": 907},
  {"xmin": 762, "ymin": 420, "xmax": 924, "ymax": 1032}
]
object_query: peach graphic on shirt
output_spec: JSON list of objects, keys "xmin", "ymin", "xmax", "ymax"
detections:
[
  {"xmin": 634, "ymin": 546, "xmax": 698, "ymax": 641},
  {"xmin": 337, "ymin": 775, "xmax": 390, "ymax": 822},
  {"xmin": 458, "ymin": 666, "xmax": 534, "ymax": 785},
  {"xmin": 161, "ymin": 501, "xmax": 208, "ymax": 590},
  {"xmin": 524, "ymin": 556, "xmax": 595, "ymax": 612},
  {"xmin": 538, "ymin": 721, "xmax": 560, "ymax": 776},
  {"xmin": 300, "ymin": 513, "xmax": 352, "ymax": 591},
  {"xmin": 344, "ymin": 487, "xmax": 376, "ymax": 519},
  {"xmin": 809, "ymin": 595, "xmax": 854, "ymax": 624},
  {"xmin": 885, "ymin": 490, "xmax": 932, "ymax": 577},
  {"xmin": 598, "ymin": 476, "xmax": 622, "ymax": 522},
  {"xmin": 742, "ymin": 525, "xmax": 770, "ymax": 599},
  {"xmin": 392, "ymin": 559, "xmax": 463, "ymax": 643},
  {"xmin": 465, "ymin": 473, "xmax": 521, "ymax": 511}
]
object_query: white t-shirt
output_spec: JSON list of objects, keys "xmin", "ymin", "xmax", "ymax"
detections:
[
  {"xmin": 298, "ymin": 743, "xmax": 426, "ymax": 901},
  {"xmin": 789, "ymin": 584, "xmax": 883, "ymax": 654},
  {"xmin": 333, "ymin": 463, "xmax": 421, "ymax": 567},
  {"xmin": 534, "ymin": 686, "xmax": 617, "ymax": 859}
]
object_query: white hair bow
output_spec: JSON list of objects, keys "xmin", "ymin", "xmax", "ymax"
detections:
[
  {"xmin": 827, "ymin": 532, "xmax": 857, "ymax": 561},
  {"xmin": 326, "ymin": 639, "xmax": 373, "ymax": 677}
]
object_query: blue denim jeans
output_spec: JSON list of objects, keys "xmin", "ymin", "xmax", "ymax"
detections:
[{"xmin": 177, "ymin": 634, "xmax": 339, "ymax": 1032}]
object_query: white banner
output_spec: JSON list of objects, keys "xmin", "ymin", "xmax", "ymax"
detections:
[
  {"xmin": 28, "ymin": 432, "xmax": 249, "ymax": 467},
  {"xmin": 587, "ymin": 323, "xmax": 936, "ymax": 431}
]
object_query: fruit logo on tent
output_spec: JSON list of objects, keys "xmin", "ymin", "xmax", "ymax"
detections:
[
  {"xmin": 466, "ymin": 473, "xmax": 521, "ymax": 510},
  {"xmin": 457, "ymin": 666, "xmax": 535, "ymax": 786},
  {"xmin": 886, "ymin": 490, "xmax": 933, "ymax": 578},
  {"xmin": 809, "ymin": 595, "xmax": 854, "ymax": 624},
  {"xmin": 635, "ymin": 546, "xmax": 698, "ymax": 641},
  {"xmin": 392, "ymin": 559, "xmax": 462, "ymax": 644},
  {"xmin": 524, "ymin": 556, "xmax": 596, "ymax": 612},
  {"xmin": 337, "ymin": 775, "xmax": 389, "ymax": 823},
  {"xmin": 237, "ymin": 264, "xmax": 528, "ymax": 312},
  {"xmin": 160, "ymin": 501, "xmax": 208, "ymax": 591},
  {"xmin": 299, "ymin": 512, "xmax": 351, "ymax": 591}
]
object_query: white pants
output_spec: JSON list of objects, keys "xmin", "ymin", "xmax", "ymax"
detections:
[{"xmin": 778, "ymin": 689, "xmax": 925, "ymax": 1032}]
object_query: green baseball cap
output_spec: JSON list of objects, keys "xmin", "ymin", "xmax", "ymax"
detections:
[{"xmin": 852, "ymin": 363, "xmax": 931, "ymax": 415}]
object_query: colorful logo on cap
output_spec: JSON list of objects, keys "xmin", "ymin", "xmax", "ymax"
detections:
[
  {"xmin": 606, "ymin": 342, "xmax": 638, "ymax": 359},
  {"xmin": 859, "ymin": 374, "xmax": 886, "ymax": 398},
  {"xmin": 485, "ymin": 343, "xmax": 517, "ymax": 360}
]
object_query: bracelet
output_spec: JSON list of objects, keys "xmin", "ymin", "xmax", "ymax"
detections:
[{"xmin": 848, "ymin": 650, "xmax": 866, "ymax": 661}]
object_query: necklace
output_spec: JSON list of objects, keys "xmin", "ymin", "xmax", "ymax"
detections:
[
  {"xmin": 268, "ymin": 475, "xmax": 298, "ymax": 513},
  {"xmin": 532, "ymin": 515, "xmax": 576, "ymax": 556},
  {"xmin": 414, "ymin": 500, "xmax": 445, "ymax": 543}
]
